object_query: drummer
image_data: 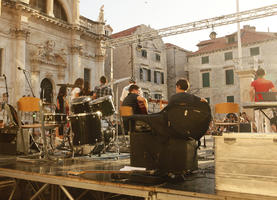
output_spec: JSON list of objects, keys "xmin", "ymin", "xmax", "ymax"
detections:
[
  {"xmin": 93, "ymin": 76, "xmax": 113, "ymax": 99},
  {"xmin": 80, "ymin": 81, "xmax": 94, "ymax": 97},
  {"xmin": 70, "ymin": 78, "xmax": 84, "ymax": 101}
]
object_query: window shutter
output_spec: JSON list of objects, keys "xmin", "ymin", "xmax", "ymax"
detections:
[
  {"xmin": 161, "ymin": 72, "xmax": 164, "ymax": 84},
  {"xmin": 140, "ymin": 68, "xmax": 143, "ymax": 80},
  {"xmin": 154, "ymin": 71, "xmax": 157, "ymax": 83},
  {"xmin": 148, "ymin": 69, "xmax": 151, "ymax": 82}
]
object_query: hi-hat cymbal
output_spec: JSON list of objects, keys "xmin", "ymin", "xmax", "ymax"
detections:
[{"xmin": 57, "ymin": 83, "xmax": 75, "ymax": 88}]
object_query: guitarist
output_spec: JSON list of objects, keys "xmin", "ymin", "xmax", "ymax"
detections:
[{"xmin": 122, "ymin": 84, "xmax": 148, "ymax": 114}]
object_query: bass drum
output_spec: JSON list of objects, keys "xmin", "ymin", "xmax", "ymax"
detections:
[
  {"xmin": 69, "ymin": 112, "xmax": 101, "ymax": 145},
  {"xmin": 71, "ymin": 96, "xmax": 93, "ymax": 114}
]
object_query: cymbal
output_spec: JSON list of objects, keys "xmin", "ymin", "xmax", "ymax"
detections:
[
  {"xmin": 57, "ymin": 83, "xmax": 74, "ymax": 88},
  {"xmin": 106, "ymin": 77, "xmax": 130, "ymax": 86}
]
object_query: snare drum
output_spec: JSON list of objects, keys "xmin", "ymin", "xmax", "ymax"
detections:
[
  {"xmin": 71, "ymin": 96, "xmax": 92, "ymax": 114},
  {"xmin": 69, "ymin": 112, "xmax": 102, "ymax": 145},
  {"xmin": 44, "ymin": 113, "xmax": 67, "ymax": 125},
  {"xmin": 90, "ymin": 95, "xmax": 115, "ymax": 117}
]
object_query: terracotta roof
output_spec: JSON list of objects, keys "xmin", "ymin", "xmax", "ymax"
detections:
[
  {"xmin": 165, "ymin": 43, "xmax": 191, "ymax": 52},
  {"xmin": 111, "ymin": 25, "xmax": 141, "ymax": 39},
  {"xmin": 189, "ymin": 29, "xmax": 277, "ymax": 56}
]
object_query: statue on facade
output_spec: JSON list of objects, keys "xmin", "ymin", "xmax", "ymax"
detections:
[{"xmin": 98, "ymin": 5, "xmax": 105, "ymax": 22}]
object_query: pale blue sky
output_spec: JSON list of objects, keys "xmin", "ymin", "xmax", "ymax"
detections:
[{"xmin": 80, "ymin": 0, "xmax": 277, "ymax": 51}]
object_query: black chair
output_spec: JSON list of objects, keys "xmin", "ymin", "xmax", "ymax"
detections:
[{"xmin": 128, "ymin": 101, "xmax": 211, "ymax": 172}]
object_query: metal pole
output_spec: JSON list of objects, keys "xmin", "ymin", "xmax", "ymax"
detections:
[
  {"xmin": 116, "ymin": 85, "xmax": 119, "ymax": 155},
  {"xmin": 110, "ymin": 47, "xmax": 114, "ymax": 92},
  {"xmin": 236, "ymin": 0, "xmax": 242, "ymax": 70}
]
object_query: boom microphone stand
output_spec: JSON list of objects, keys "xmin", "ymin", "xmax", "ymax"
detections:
[
  {"xmin": 2, "ymin": 74, "xmax": 8, "ymax": 103},
  {"xmin": 17, "ymin": 67, "xmax": 35, "ymax": 97}
]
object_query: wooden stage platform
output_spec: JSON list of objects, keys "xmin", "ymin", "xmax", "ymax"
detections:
[{"xmin": 0, "ymin": 152, "xmax": 219, "ymax": 200}]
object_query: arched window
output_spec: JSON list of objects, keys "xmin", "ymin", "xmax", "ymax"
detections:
[
  {"xmin": 29, "ymin": 0, "xmax": 46, "ymax": 13},
  {"xmin": 54, "ymin": 0, "xmax": 67, "ymax": 22},
  {"xmin": 40, "ymin": 78, "xmax": 53, "ymax": 104}
]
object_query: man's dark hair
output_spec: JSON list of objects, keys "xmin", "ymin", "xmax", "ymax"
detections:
[
  {"xmin": 256, "ymin": 68, "xmax": 265, "ymax": 77},
  {"xmin": 100, "ymin": 76, "xmax": 107, "ymax": 84},
  {"xmin": 176, "ymin": 79, "xmax": 190, "ymax": 91},
  {"xmin": 129, "ymin": 84, "xmax": 139, "ymax": 92}
]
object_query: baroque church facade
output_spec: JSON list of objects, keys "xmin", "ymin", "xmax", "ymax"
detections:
[{"xmin": 0, "ymin": 0, "xmax": 106, "ymax": 105}]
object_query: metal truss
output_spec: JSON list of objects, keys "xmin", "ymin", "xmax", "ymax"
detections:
[{"xmin": 106, "ymin": 4, "xmax": 277, "ymax": 47}]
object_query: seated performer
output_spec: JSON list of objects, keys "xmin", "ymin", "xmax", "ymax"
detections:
[
  {"xmin": 121, "ymin": 85, "xmax": 148, "ymax": 133},
  {"xmin": 80, "ymin": 81, "xmax": 94, "ymax": 97},
  {"xmin": 122, "ymin": 84, "xmax": 148, "ymax": 114},
  {"xmin": 249, "ymin": 68, "xmax": 277, "ymax": 132},
  {"xmin": 93, "ymin": 76, "xmax": 113, "ymax": 99},
  {"xmin": 120, "ymin": 77, "xmax": 142, "ymax": 105},
  {"xmin": 167, "ymin": 78, "xmax": 207, "ymax": 108}
]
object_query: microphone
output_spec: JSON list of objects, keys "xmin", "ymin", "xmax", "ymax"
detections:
[{"xmin": 17, "ymin": 67, "xmax": 29, "ymax": 72}]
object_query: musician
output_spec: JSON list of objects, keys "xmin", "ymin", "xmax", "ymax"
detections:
[
  {"xmin": 56, "ymin": 86, "xmax": 68, "ymax": 137},
  {"xmin": 70, "ymin": 78, "xmax": 84, "ymax": 101},
  {"xmin": 120, "ymin": 77, "xmax": 142, "ymax": 105},
  {"xmin": 80, "ymin": 81, "xmax": 94, "ymax": 97},
  {"xmin": 167, "ymin": 78, "xmax": 207, "ymax": 108},
  {"xmin": 0, "ymin": 93, "xmax": 16, "ymax": 128},
  {"xmin": 249, "ymin": 68, "xmax": 277, "ymax": 132},
  {"xmin": 250, "ymin": 68, "xmax": 277, "ymax": 102},
  {"xmin": 122, "ymin": 84, "xmax": 148, "ymax": 114},
  {"xmin": 122, "ymin": 85, "xmax": 147, "ymax": 134},
  {"xmin": 93, "ymin": 76, "xmax": 113, "ymax": 99}
]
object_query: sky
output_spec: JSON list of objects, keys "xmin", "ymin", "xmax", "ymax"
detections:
[{"xmin": 80, "ymin": 0, "xmax": 277, "ymax": 51}]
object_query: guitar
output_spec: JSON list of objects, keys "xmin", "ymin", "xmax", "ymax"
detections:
[
  {"xmin": 148, "ymin": 98, "xmax": 168, "ymax": 105},
  {"xmin": 138, "ymin": 100, "xmax": 148, "ymax": 114}
]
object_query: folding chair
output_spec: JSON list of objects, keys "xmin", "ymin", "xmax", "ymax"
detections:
[
  {"xmin": 17, "ymin": 97, "xmax": 57, "ymax": 155},
  {"xmin": 119, "ymin": 106, "xmax": 133, "ymax": 135},
  {"xmin": 214, "ymin": 102, "xmax": 240, "ymax": 132}
]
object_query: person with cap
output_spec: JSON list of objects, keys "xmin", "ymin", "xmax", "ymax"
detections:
[
  {"xmin": 120, "ymin": 77, "xmax": 143, "ymax": 105},
  {"xmin": 249, "ymin": 68, "xmax": 277, "ymax": 132}
]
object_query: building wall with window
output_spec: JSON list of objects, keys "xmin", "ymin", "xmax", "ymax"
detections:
[
  {"xmin": 0, "ymin": 0, "xmax": 105, "ymax": 105},
  {"xmin": 105, "ymin": 25, "xmax": 167, "ymax": 113},
  {"xmin": 188, "ymin": 25, "xmax": 277, "ymax": 112}
]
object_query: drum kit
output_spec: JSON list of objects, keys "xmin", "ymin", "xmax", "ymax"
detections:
[{"xmin": 42, "ymin": 83, "xmax": 117, "ymax": 157}]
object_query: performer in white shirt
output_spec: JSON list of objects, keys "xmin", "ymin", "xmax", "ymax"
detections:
[{"xmin": 70, "ymin": 78, "xmax": 84, "ymax": 101}]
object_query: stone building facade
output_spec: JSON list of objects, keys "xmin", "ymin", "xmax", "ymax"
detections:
[
  {"xmin": 105, "ymin": 25, "xmax": 167, "ymax": 113},
  {"xmin": 188, "ymin": 25, "xmax": 277, "ymax": 112},
  {"xmin": 0, "ymin": 0, "xmax": 106, "ymax": 105},
  {"xmin": 165, "ymin": 43, "xmax": 190, "ymax": 98}
]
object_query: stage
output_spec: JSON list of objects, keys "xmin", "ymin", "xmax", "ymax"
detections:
[{"xmin": 0, "ymin": 136, "xmax": 275, "ymax": 200}]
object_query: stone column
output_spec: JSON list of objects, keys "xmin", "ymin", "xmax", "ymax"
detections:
[
  {"xmin": 70, "ymin": 46, "xmax": 82, "ymax": 83},
  {"xmin": 46, "ymin": 0, "xmax": 54, "ymax": 17},
  {"xmin": 72, "ymin": 0, "xmax": 80, "ymax": 25},
  {"xmin": 236, "ymin": 69, "xmax": 255, "ymax": 119},
  {"xmin": 12, "ymin": 29, "xmax": 30, "ymax": 104}
]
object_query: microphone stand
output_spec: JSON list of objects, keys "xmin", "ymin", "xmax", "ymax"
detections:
[
  {"xmin": 21, "ymin": 69, "xmax": 35, "ymax": 97},
  {"xmin": 3, "ymin": 74, "xmax": 8, "ymax": 104}
]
